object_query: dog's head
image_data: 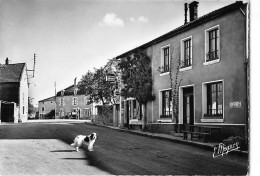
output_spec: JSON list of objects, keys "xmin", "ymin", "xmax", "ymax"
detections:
[
  {"xmin": 84, "ymin": 132, "xmax": 97, "ymax": 142},
  {"xmin": 90, "ymin": 132, "xmax": 97, "ymax": 140}
]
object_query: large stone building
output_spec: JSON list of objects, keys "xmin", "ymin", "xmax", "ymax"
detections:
[
  {"xmin": 55, "ymin": 78, "xmax": 94, "ymax": 119},
  {"xmin": 0, "ymin": 58, "xmax": 29, "ymax": 123},
  {"xmin": 114, "ymin": 1, "xmax": 249, "ymax": 139}
]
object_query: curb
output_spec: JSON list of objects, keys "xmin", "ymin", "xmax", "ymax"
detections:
[{"xmin": 86, "ymin": 122, "xmax": 248, "ymax": 157}]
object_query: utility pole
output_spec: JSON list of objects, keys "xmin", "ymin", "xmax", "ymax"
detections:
[
  {"xmin": 54, "ymin": 81, "xmax": 57, "ymax": 119},
  {"xmin": 27, "ymin": 53, "xmax": 36, "ymax": 79},
  {"xmin": 33, "ymin": 53, "xmax": 36, "ymax": 77},
  {"xmin": 55, "ymin": 81, "xmax": 56, "ymax": 96}
]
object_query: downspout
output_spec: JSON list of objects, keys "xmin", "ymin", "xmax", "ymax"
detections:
[
  {"xmin": 245, "ymin": 3, "xmax": 249, "ymax": 144},
  {"xmin": 241, "ymin": 3, "xmax": 249, "ymax": 143}
]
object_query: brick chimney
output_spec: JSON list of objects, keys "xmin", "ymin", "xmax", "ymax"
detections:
[
  {"xmin": 189, "ymin": 1, "xmax": 199, "ymax": 22},
  {"xmin": 184, "ymin": 3, "xmax": 188, "ymax": 24},
  {"xmin": 5, "ymin": 58, "xmax": 9, "ymax": 65}
]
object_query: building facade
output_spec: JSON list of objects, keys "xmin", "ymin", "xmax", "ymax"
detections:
[
  {"xmin": 0, "ymin": 58, "xmax": 29, "ymax": 123},
  {"xmin": 55, "ymin": 78, "xmax": 94, "ymax": 119},
  {"xmin": 38, "ymin": 96, "xmax": 56, "ymax": 119},
  {"xmin": 115, "ymin": 1, "xmax": 249, "ymax": 139}
]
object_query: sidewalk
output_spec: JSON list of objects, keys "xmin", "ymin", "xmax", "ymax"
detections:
[{"xmin": 87, "ymin": 122, "xmax": 248, "ymax": 157}]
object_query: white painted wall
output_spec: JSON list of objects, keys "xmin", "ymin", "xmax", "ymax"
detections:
[{"xmin": 19, "ymin": 65, "xmax": 29, "ymax": 122}]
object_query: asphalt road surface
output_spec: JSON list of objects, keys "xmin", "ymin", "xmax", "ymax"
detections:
[{"xmin": 0, "ymin": 120, "xmax": 248, "ymax": 175}]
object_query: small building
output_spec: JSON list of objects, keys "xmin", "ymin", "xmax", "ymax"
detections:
[
  {"xmin": 55, "ymin": 78, "xmax": 94, "ymax": 119},
  {"xmin": 38, "ymin": 96, "xmax": 56, "ymax": 119},
  {"xmin": 0, "ymin": 58, "xmax": 29, "ymax": 123}
]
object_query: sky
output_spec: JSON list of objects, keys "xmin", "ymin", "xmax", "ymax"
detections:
[{"xmin": 0, "ymin": 0, "xmax": 244, "ymax": 106}]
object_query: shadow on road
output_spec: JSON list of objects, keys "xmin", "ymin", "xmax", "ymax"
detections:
[
  {"xmin": 0, "ymin": 121, "xmax": 249, "ymax": 175},
  {"xmin": 51, "ymin": 150, "xmax": 76, "ymax": 152}
]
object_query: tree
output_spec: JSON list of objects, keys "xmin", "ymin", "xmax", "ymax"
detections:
[
  {"xmin": 118, "ymin": 49, "xmax": 155, "ymax": 129},
  {"xmin": 28, "ymin": 97, "xmax": 35, "ymax": 115},
  {"xmin": 78, "ymin": 68, "xmax": 114, "ymax": 105},
  {"xmin": 78, "ymin": 67, "xmax": 114, "ymax": 124}
]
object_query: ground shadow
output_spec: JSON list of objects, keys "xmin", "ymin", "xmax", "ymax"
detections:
[{"xmin": 51, "ymin": 150, "xmax": 76, "ymax": 152}]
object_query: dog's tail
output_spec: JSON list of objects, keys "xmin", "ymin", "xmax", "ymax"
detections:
[{"xmin": 71, "ymin": 143, "xmax": 75, "ymax": 147}]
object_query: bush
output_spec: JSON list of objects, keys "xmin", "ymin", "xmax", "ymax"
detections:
[{"xmin": 44, "ymin": 109, "xmax": 55, "ymax": 119}]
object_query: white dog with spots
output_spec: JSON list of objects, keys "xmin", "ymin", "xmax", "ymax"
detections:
[{"xmin": 71, "ymin": 132, "xmax": 97, "ymax": 152}]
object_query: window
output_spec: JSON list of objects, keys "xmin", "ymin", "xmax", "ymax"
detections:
[
  {"xmin": 74, "ymin": 88, "xmax": 78, "ymax": 96},
  {"xmin": 61, "ymin": 90, "xmax": 65, "ymax": 96},
  {"xmin": 42, "ymin": 107, "xmax": 44, "ymax": 112},
  {"xmin": 84, "ymin": 108, "xmax": 91, "ymax": 117},
  {"xmin": 206, "ymin": 82, "xmax": 223, "ymax": 116},
  {"xmin": 72, "ymin": 97, "xmax": 78, "ymax": 106},
  {"xmin": 205, "ymin": 25, "xmax": 220, "ymax": 64},
  {"xmin": 161, "ymin": 90, "xmax": 172, "ymax": 118},
  {"xmin": 202, "ymin": 81, "xmax": 223, "ymax": 122},
  {"xmin": 59, "ymin": 97, "xmax": 65, "ymax": 106},
  {"xmin": 160, "ymin": 45, "xmax": 170, "ymax": 73},
  {"xmin": 180, "ymin": 36, "xmax": 192, "ymax": 70}
]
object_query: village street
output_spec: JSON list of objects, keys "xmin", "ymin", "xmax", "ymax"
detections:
[{"xmin": 0, "ymin": 120, "xmax": 248, "ymax": 175}]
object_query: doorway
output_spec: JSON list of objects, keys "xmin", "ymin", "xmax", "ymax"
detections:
[
  {"xmin": 182, "ymin": 87, "xmax": 194, "ymax": 130},
  {"xmin": 1, "ymin": 102, "xmax": 14, "ymax": 122}
]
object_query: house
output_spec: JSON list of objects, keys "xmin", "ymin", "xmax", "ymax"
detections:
[
  {"xmin": 38, "ymin": 96, "xmax": 56, "ymax": 119},
  {"xmin": 0, "ymin": 58, "xmax": 29, "ymax": 123},
  {"xmin": 115, "ymin": 1, "xmax": 249, "ymax": 139},
  {"xmin": 55, "ymin": 78, "xmax": 94, "ymax": 119}
]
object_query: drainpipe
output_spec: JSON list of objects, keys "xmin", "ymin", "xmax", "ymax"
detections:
[{"xmin": 242, "ymin": 3, "xmax": 249, "ymax": 143}]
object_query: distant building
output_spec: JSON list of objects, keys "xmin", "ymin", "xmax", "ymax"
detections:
[
  {"xmin": 0, "ymin": 58, "xmax": 29, "ymax": 123},
  {"xmin": 55, "ymin": 78, "xmax": 94, "ymax": 119},
  {"xmin": 38, "ymin": 96, "xmax": 56, "ymax": 119}
]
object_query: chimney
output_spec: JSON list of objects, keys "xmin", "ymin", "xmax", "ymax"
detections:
[
  {"xmin": 5, "ymin": 58, "xmax": 9, "ymax": 65},
  {"xmin": 189, "ymin": 1, "xmax": 199, "ymax": 22},
  {"xmin": 74, "ymin": 77, "xmax": 77, "ymax": 87},
  {"xmin": 184, "ymin": 3, "xmax": 188, "ymax": 24}
]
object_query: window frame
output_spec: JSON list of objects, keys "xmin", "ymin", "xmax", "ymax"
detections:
[
  {"xmin": 59, "ymin": 97, "xmax": 65, "ymax": 106},
  {"xmin": 204, "ymin": 25, "xmax": 220, "ymax": 65},
  {"xmin": 202, "ymin": 80, "xmax": 224, "ymax": 123},
  {"xmin": 72, "ymin": 97, "xmax": 78, "ymax": 106},
  {"xmin": 160, "ymin": 44, "xmax": 170, "ymax": 76},
  {"xmin": 180, "ymin": 36, "xmax": 192, "ymax": 71},
  {"xmin": 159, "ymin": 89, "xmax": 172, "ymax": 118}
]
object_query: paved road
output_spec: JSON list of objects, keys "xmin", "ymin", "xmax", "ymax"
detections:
[{"xmin": 0, "ymin": 120, "xmax": 248, "ymax": 175}]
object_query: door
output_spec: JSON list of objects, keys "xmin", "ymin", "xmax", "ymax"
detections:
[{"xmin": 183, "ymin": 88, "xmax": 194, "ymax": 130}]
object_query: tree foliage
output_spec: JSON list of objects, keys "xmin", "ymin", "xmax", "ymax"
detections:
[
  {"xmin": 78, "ymin": 67, "xmax": 114, "ymax": 104},
  {"xmin": 28, "ymin": 97, "xmax": 35, "ymax": 115},
  {"xmin": 118, "ymin": 49, "xmax": 155, "ymax": 104},
  {"xmin": 78, "ymin": 67, "xmax": 115, "ymax": 125}
]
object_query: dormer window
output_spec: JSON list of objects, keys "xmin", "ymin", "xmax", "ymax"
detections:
[{"xmin": 61, "ymin": 90, "xmax": 65, "ymax": 96}]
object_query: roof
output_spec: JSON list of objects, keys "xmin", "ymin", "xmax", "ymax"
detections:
[
  {"xmin": 38, "ymin": 96, "xmax": 56, "ymax": 102},
  {"xmin": 0, "ymin": 63, "xmax": 26, "ymax": 83},
  {"xmin": 56, "ymin": 85, "xmax": 86, "ymax": 96},
  {"xmin": 115, "ymin": 1, "xmax": 245, "ymax": 58}
]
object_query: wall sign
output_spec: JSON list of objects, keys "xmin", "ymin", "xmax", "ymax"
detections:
[{"xmin": 230, "ymin": 101, "xmax": 242, "ymax": 108}]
